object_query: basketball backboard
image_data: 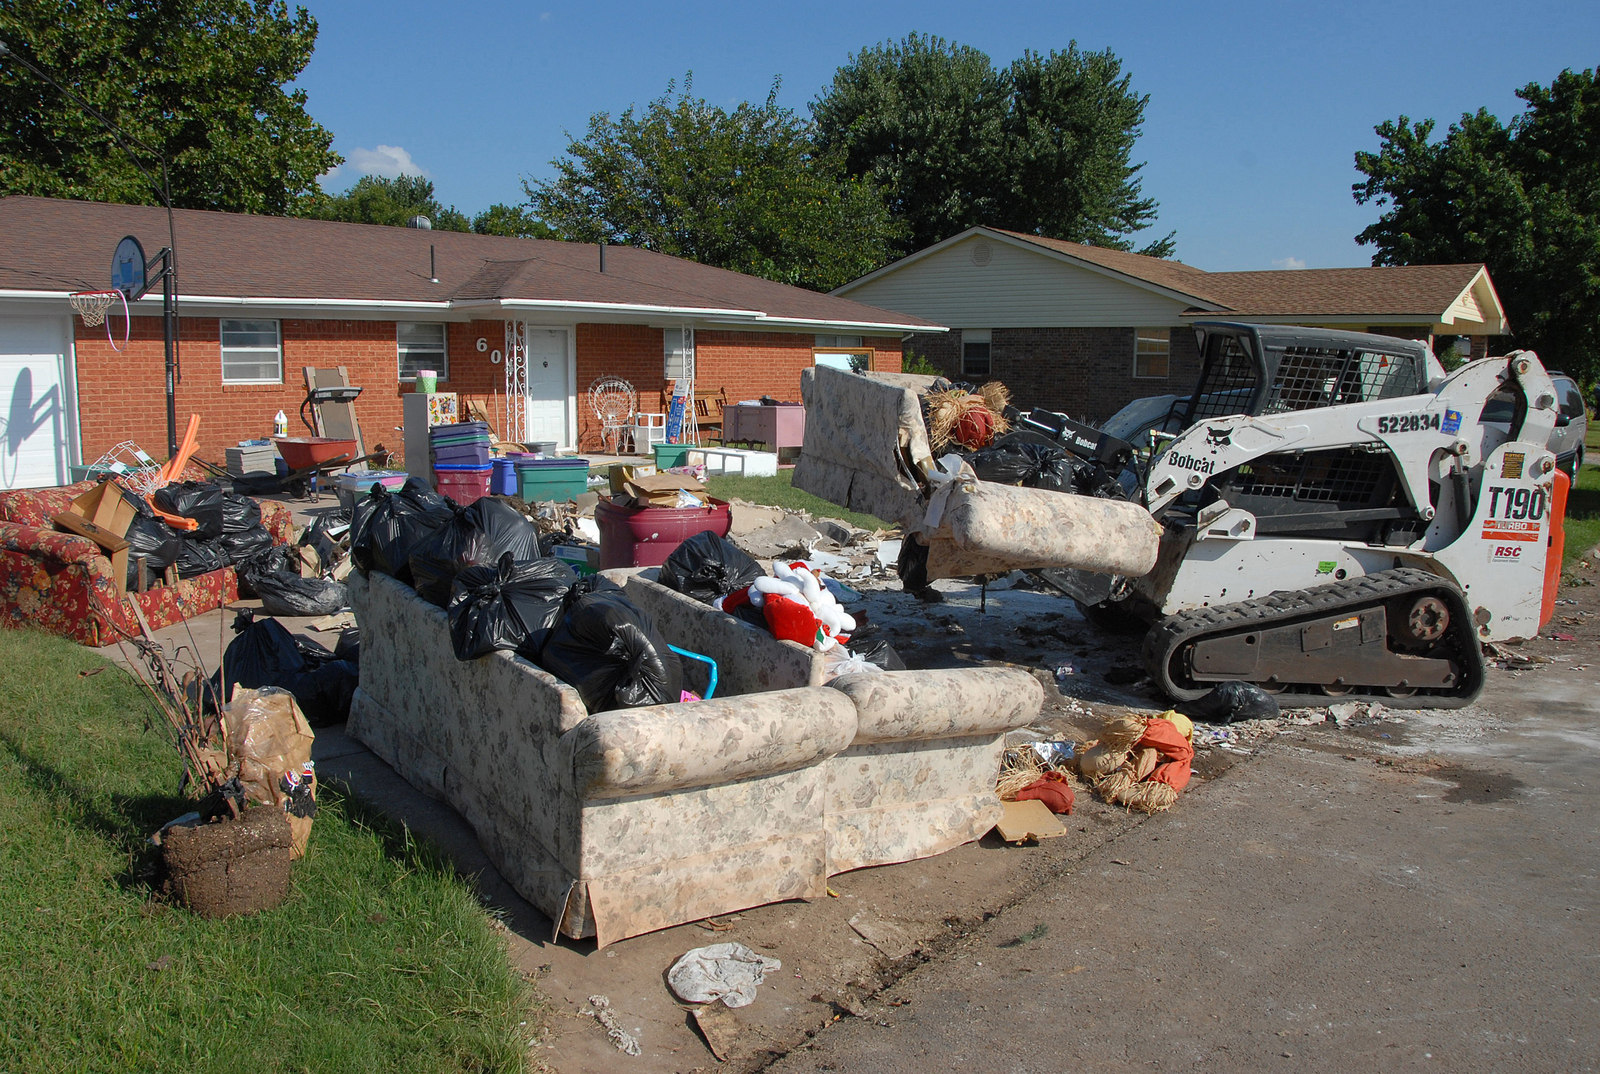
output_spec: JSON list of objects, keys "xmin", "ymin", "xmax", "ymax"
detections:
[{"xmin": 111, "ymin": 234, "xmax": 148, "ymax": 299}]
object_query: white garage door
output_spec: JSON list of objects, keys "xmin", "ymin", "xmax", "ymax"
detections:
[{"xmin": 0, "ymin": 316, "xmax": 77, "ymax": 489}]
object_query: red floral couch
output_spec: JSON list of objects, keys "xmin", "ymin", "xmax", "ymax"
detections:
[{"xmin": 0, "ymin": 482, "xmax": 294, "ymax": 647}]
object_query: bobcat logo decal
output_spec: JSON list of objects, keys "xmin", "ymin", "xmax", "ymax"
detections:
[{"xmin": 1205, "ymin": 426, "xmax": 1233, "ymax": 449}]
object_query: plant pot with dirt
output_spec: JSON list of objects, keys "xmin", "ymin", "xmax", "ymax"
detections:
[{"xmin": 161, "ymin": 806, "xmax": 292, "ymax": 919}]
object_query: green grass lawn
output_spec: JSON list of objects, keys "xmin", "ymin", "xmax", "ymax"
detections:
[
  {"xmin": 705, "ymin": 470, "xmax": 891, "ymax": 531},
  {"xmin": 0, "ymin": 628, "xmax": 535, "ymax": 1074},
  {"xmin": 1565, "ymin": 422, "xmax": 1600, "ymax": 565}
]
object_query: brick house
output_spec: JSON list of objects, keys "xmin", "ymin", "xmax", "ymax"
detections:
[
  {"xmin": 0, "ymin": 196, "xmax": 936, "ymax": 488},
  {"xmin": 832, "ymin": 226, "xmax": 1509, "ymax": 423}
]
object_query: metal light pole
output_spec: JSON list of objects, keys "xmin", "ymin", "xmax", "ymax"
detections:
[{"xmin": 0, "ymin": 37, "xmax": 182, "ymax": 457}]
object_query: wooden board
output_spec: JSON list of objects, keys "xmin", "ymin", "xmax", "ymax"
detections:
[{"xmin": 995, "ymin": 798, "xmax": 1068, "ymax": 843}]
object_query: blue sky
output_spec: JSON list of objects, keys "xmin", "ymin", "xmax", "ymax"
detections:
[{"xmin": 297, "ymin": 0, "xmax": 1599, "ymax": 272}]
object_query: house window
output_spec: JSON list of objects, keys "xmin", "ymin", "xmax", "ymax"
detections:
[
  {"xmin": 814, "ymin": 334, "xmax": 871, "ymax": 373},
  {"xmin": 220, "ymin": 319, "xmax": 282, "ymax": 384},
  {"xmin": 397, "ymin": 322, "xmax": 448, "ymax": 381},
  {"xmin": 664, "ymin": 327, "xmax": 694, "ymax": 381},
  {"xmin": 1134, "ymin": 328, "xmax": 1170, "ymax": 379},
  {"xmin": 962, "ymin": 329, "xmax": 991, "ymax": 378}
]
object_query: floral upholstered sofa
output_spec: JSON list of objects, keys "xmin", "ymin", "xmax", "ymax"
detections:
[
  {"xmin": 349, "ymin": 569, "xmax": 1043, "ymax": 946},
  {"xmin": 0, "ymin": 481, "xmax": 294, "ymax": 646}
]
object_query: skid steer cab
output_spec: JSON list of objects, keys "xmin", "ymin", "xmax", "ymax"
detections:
[{"xmin": 1117, "ymin": 324, "xmax": 1563, "ymax": 708}]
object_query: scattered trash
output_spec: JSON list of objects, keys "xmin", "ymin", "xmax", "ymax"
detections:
[
  {"xmin": 579, "ymin": 995, "xmax": 642, "ymax": 1056},
  {"xmin": 667, "ymin": 943, "xmax": 782, "ymax": 1008},
  {"xmin": 1055, "ymin": 664, "xmax": 1075, "ymax": 681}
]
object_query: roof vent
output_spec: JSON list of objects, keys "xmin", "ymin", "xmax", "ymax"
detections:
[
  {"xmin": 406, "ymin": 215, "xmax": 433, "ymax": 230},
  {"xmin": 971, "ymin": 240, "xmax": 992, "ymax": 267}
]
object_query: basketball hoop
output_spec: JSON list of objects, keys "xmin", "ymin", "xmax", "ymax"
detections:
[{"xmin": 69, "ymin": 289, "xmax": 130, "ymax": 352}]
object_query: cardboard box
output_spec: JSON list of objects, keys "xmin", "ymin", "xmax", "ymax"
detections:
[
  {"xmin": 550, "ymin": 543, "xmax": 598, "ymax": 576},
  {"xmin": 52, "ymin": 512, "xmax": 131, "ymax": 597},
  {"xmin": 607, "ymin": 462, "xmax": 657, "ymax": 495},
  {"xmin": 64, "ymin": 481, "xmax": 140, "ymax": 537},
  {"xmin": 621, "ymin": 472, "xmax": 706, "ymax": 508}
]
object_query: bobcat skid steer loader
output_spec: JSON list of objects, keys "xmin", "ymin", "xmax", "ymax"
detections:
[
  {"xmin": 794, "ymin": 324, "xmax": 1567, "ymax": 709},
  {"xmin": 1045, "ymin": 323, "xmax": 1566, "ymax": 707}
]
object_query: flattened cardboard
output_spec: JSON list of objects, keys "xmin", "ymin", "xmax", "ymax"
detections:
[{"xmin": 995, "ymin": 798, "xmax": 1068, "ymax": 843}]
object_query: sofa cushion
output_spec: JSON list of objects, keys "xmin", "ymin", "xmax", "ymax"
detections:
[
  {"xmin": 567, "ymin": 687, "xmax": 857, "ymax": 800},
  {"xmin": 829, "ymin": 667, "xmax": 1043, "ymax": 744}
]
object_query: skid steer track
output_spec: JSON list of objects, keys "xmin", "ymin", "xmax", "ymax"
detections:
[{"xmin": 1143, "ymin": 568, "xmax": 1487, "ymax": 708}]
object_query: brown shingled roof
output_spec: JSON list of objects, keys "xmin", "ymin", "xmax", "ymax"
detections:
[
  {"xmin": 0, "ymin": 196, "xmax": 938, "ymax": 329},
  {"xmin": 1194, "ymin": 264, "xmax": 1486, "ymax": 317},
  {"xmin": 979, "ymin": 228, "xmax": 1491, "ymax": 321}
]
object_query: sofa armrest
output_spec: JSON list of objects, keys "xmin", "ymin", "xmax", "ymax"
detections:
[
  {"xmin": 567, "ymin": 688, "xmax": 857, "ymax": 800},
  {"xmin": 829, "ymin": 667, "xmax": 1043, "ymax": 745},
  {"xmin": 0, "ymin": 521, "xmax": 112, "ymax": 568}
]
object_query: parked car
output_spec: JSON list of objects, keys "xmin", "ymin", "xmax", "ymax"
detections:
[{"xmin": 1480, "ymin": 371, "xmax": 1588, "ymax": 477}]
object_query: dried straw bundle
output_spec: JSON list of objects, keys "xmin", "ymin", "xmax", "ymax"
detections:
[
  {"xmin": 1077, "ymin": 742, "xmax": 1124, "ymax": 780},
  {"xmin": 995, "ymin": 746, "xmax": 1049, "ymax": 800},
  {"xmin": 978, "ymin": 381, "xmax": 1011, "ymax": 415},
  {"xmin": 926, "ymin": 387, "xmax": 1011, "ymax": 452},
  {"xmin": 1117, "ymin": 781, "xmax": 1179, "ymax": 814},
  {"xmin": 1099, "ymin": 715, "xmax": 1149, "ymax": 754}
]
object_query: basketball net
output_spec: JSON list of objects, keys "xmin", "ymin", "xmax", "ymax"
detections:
[{"xmin": 69, "ymin": 290, "xmax": 130, "ymax": 352}]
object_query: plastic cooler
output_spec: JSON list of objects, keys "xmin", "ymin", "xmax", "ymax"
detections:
[
  {"xmin": 434, "ymin": 464, "xmax": 492, "ymax": 505},
  {"xmin": 517, "ymin": 457, "xmax": 589, "ymax": 503},
  {"xmin": 595, "ymin": 497, "xmax": 732, "ymax": 569},
  {"xmin": 653, "ymin": 444, "xmax": 692, "ymax": 469}
]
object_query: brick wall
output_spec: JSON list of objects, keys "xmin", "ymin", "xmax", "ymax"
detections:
[
  {"xmin": 74, "ymin": 316, "xmax": 420, "ymax": 462},
  {"xmin": 73, "ymin": 316, "xmax": 908, "ymax": 459},
  {"xmin": 893, "ymin": 326, "xmax": 1199, "ymax": 423}
]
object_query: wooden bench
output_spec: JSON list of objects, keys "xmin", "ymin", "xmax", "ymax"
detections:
[{"xmin": 658, "ymin": 387, "xmax": 728, "ymax": 441}]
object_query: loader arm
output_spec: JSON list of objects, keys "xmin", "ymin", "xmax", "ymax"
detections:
[{"xmin": 1146, "ymin": 352, "xmax": 1560, "ymax": 524}]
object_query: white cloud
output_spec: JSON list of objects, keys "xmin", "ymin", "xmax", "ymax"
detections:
[
  {"xmin": 539, "ymin": 11, "xmax": 551, "ymax": 19},
  {"xmin": 321, "ymin": 144, "xmax": 429, "ymax": 186},
  {"xmin": 1271, "ymin": 256, "xmax": 1307, "ymax": 271}
]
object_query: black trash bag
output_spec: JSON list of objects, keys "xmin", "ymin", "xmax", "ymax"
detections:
[
  {"xmin": 855, "ymin": 639, "xmax": 908, "ymax": 672},
  {"xmin": 219, "ymin": 522, "xmax": 275, "ymax": 564},
  {"xmin": 350, "ymin": 477, "xmax": 452, "ymax": 582},
  {"xmin": 124, "ymin": 514, "xmax": 182, "ymax": 589},
  {"xmin": 332, "ymin": 627, "xmax": 360, "ymax": 664},
  {"xmin": 175, "ymin": 536, "xmax": 231, "ymax": 577},
  {"xmin": 728, "ymin": 598, "xmax": 770, "ymax": 632},
  {"xmin": 250, "ymin": 569, "xmax": 350, "ymax": 617},
  {"xmin": 210, "ymin": 610, "xmax": 357, "ymax": 726},
  {"xmin": 409, "ymin": 498, "xmax": 541, "ymax": 607},
  {"xmin": 153, "ymin": 480, "xmax": 226, "ymax": 540},
  {"xmin": 235, "ymin": 544, "xmax": 300, "ymax": 597},
  {"xmin": 897, "ymin": 536, "xmax": 930, "ymax": 592},
  {"xmin": 658, "ymin": 531, "xmax": 766, "ymax": 603},
  {"xmin": 1175, "ymin": 680, "xmax": 1281, "ymax": 725},
  {"xmin": 540, "ymin": 590, "xmax": 683, "ymax": 712},
  {"xmin": 447, "ymin": 554, "xmax": 576, "ymax": 661},
  {"xmin": 220, "ymin": 492, "xmax": 262, "ymax": 535},
  {"xmin": 968, "ymin": 442, "xmax": 1078, "ymax": 493}
]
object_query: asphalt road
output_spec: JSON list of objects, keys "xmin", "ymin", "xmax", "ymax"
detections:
[{"xmin": 765, "ymin": 675, "xmax": 1599, "ymax": 1073}]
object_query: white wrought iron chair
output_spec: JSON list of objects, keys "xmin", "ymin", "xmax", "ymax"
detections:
[{"xmin": 587, "ymin": 376, "xmax": 637, "ymax": 454}]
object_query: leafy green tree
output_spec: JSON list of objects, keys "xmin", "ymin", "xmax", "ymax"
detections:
[
  {"xmin": 527, "ymin": 76, "xmax": 904, "ymax": 292},
  {"xmin": 0, "ymin": 0, "xmax": 339, "ymax": 215},
  {"xmin": 812, "ymin": 34, "xmax": 1171, "ymax": 257},
  {"xmin": 310, "ymin": 174, "xmax": 470, "ymax": 230},
  {"xmin": 471, "ymin": 202, "xmax": 556, "ymax": 238},
  {"xmin": 1354, "ymin": 67, "xmax": 1600, "ymax": 379}
]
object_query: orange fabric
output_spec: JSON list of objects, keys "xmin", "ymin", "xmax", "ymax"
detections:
[
  {"xmin": 1136, "ymin": 717, "xmax": 1194, "ymax": 793},
  {"xmin": 1540, "ymin": 469, "xmax": 1570, "ymax": 630},
  {"xmin": 1015, "ymin": 770, "xmax": 1074, "ymax": 814}
]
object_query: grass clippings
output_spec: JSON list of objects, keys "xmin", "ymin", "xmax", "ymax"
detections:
[{"xmin": 0, "ymin": 627, "xmax": 537, "ymax": 1074}]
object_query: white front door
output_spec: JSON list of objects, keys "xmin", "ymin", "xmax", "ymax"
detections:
[
  {"xmin": 0, "ymin": 316, "xmax": 76, "ymax": 489},
  {"xmin": 524, "ymin": 327, "xmax": 569, "ymax": 445}
]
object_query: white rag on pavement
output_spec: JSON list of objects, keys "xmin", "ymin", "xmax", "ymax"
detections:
[{"xmin": 667, "ymin": 942, "xmax": 783, "ymax": 1008}]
